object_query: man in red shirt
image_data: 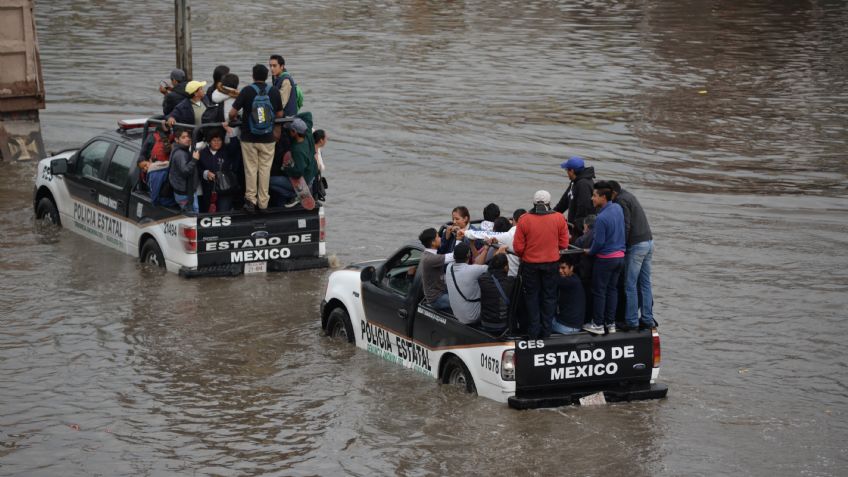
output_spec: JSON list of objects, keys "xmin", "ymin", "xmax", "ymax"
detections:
[{"xmin": 513, "ymin": 190, "xmax": 570, "ymax": 339}]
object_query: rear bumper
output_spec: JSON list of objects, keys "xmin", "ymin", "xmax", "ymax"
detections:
[
  {"xmin": 179, "ymin": 256, "xmax": 329, "ymax": 278},
  {"xmin": 507, "ymin": 383, "xmax": 668, "ymax": 410}
]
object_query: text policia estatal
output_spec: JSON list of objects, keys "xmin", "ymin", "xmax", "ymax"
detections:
[
  {"xmin": 534, "ymin": 346, "xmax": 636, "ymax": 381},
  {"xmin": 361, "ymin": 320, "xmax": 432, "ymax": 372},
  {"xmin": 74, "ymin": 203, "xmax": 123, "ymax": 238}
]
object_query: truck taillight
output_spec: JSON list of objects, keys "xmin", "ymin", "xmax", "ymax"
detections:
[
  {"xmin": 501, "ymin": 349, "xmax": 515, "ymax": 381},
  {"xmin": 652, "ymin": 331, "xmax": 661, "ymax": 368},
  {"xmin": 319, "ymin": 215, "xmax": 326, "ymax": 241},
  {"xmin": 179, "ymin": 224, "xmax": 197, "ymax": 253}
]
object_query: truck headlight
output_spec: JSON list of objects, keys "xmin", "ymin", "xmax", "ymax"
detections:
[{"xmin": 501, "ymin": 349, "xmax": 515, "ymax": 381}]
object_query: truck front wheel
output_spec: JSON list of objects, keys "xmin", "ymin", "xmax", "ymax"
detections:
[
  {"xmin": 36, "ymin": 197, "xmax": 60, "ymax": 226},
  {"xmin": 325, "ymin": 307, "xmax": 354, "ymax": 343},
  {"xmin": 140, "ymin": 239, "xmax": 165, "ymax": 268},
  {"xmin": 442, "ymin": 356, "xmax": 476, "ymax": 394}
]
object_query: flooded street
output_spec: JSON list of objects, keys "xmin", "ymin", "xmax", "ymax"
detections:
[{"xmin": 2, "ymin": 0, "xmax": 847, "ymax": 475}]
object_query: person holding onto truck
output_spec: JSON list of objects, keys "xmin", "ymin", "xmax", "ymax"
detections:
[
  {"xmin": 446, "ymin": 242, "xmax": 505, "ymax": 325},
  {"xmin": 161, "ymin": 68, "xmax": 189, "ymax": 115},
  {"xmin": 168, "ymin": 128, "xmax": 200, "ymax": 213},
  {"xmin": 419, "ymin": 228, "xmax": 454, "ymax": 312},
  {"xmin": 269, "ymin": 113, "xmax": 318, "ymax": 207},
  {"xmin": 438, "ymin": 206, "xmax": 474, "ymax": 255},
  {"xmin": 477, "ymin": 253, "xmax": 515, "ymax": 334},
  {"xmin": 167, "ymin": 80, "xmax": 207, "ymax": 128},
  {"xmin": 583, "ymin": 181, "xmax": 626, "ymax": 335},
  {"xmin": 229, "ymin": 64, "xmax": 284, "ymax": 213},
  {"xmin": 513, "ymin": 190, "xmax": 570, "ymax": 339}
]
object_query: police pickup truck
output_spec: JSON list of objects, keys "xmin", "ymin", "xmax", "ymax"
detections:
[
  {"xmin": 33, "ymin": 119, "xmax": 327, "ymax": 276},
  {"xmin": 321, "ymin": 243, "xmax": 668, "ymax": 409}
]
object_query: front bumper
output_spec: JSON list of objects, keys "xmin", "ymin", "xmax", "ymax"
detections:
[
  {"xmin": 179, "ymin": 256, "xmax": 330, "ymax": 278},
  {"xmin": 507, "ymin": 383, "xmax": 668, "ymax": 410}
]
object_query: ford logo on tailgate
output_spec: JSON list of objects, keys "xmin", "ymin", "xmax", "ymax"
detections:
[
  {"xmin": 251, "ymin": 230, "xmax": 269, "ymax": 239},
  {"xmin": 633, "ymin": 363, "xmax": 646, "ymax": 370}
]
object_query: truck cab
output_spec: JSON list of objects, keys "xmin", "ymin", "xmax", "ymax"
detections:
[{"xmin": 321, "ymin": 243, "xmax": 668, "ymax": 408}]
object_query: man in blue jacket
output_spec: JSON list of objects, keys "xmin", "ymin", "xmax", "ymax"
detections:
[{"xmin": 582, "ymin": 181, "xmax": 625, "ymax": 335}]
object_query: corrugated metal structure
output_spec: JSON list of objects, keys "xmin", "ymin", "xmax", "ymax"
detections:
[{"xmin": 0, "ymin": 0, "xmax": 45, "ymax": 161}]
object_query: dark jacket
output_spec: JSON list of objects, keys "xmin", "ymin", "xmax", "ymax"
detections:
[
  {"xmin": 614, "ymin": 189, "xmax": 653, "ymax": 246},
  {"xmin": 556, "ymin": 275, "xmax": 585, "ymax": 329},
  {"xmin": 554, "ymin": 166, "xmax": 595, "ymax": 237},
  {"xmin": 478, "ymin": 270, "xmax": 515, "ymax": 332},
  {"xmin": 168, "ymin": 143, "xmax": 198, "ymax": 195},
  {"xmin": 162, "ymin": 82, "xmax": 189, "ymax": 115},
  {"xmin": 168, "ymin": 97, "xmax": 198, "ymax": 126},
  {"xmin": 273, "ymin": 72, "xmax": 299, "ymax": 117}
]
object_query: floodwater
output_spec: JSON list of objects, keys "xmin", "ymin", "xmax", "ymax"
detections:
[{"xmin": 2, "ymin": 0, "xmax": 847, "ymax": 475}]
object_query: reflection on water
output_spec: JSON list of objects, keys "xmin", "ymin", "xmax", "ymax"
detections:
[{"xmin": 0, "ymin": 0, "xmax": 846, "ymax": 475}]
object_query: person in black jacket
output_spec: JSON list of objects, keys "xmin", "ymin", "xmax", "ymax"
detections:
[
  {"xmin": 609, "ymin": 180, "xmax": 655, "ymax": 331},
  {"xmin": 553, "ymin": 256, "xmax": 585, "ymax": 334},
  {"xmin": 168, "ymin": 129, "xmax": 200, "ymax": 212},
  {"xmin": 477, "ymin": 254, "xmax": 514, "ymax": 334},
  {"xmin": 161, "ymin": 69, "xmax": 189, "ymax": 115},
  {"xmin": 198, "ymin": 130, "xmax": 237, "ymax": 212},
  {"xmin": 554, "ymin": 156, "xmax": 595, "ymax": 239}
]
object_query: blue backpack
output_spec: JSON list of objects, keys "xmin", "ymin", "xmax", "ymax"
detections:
[{"xmin": 249, "ymin": 83, "xmax": 275, "ymax": 135}]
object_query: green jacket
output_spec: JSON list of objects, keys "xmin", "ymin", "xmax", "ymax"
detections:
[{"xmin": 283, "ymin": 111, "xmax": 317, "ymax": 183}]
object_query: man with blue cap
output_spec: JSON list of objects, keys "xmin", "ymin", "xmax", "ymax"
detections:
[{"xmin": 554, "ymin": 156, "xmax": 595, "ymax": 239}]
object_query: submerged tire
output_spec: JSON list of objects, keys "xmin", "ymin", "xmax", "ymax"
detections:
[
  {"xmin": 35, "ymin": 197, "xmax": 60, "ymax": 226},
  {"xmin": 442, "ymin": 356, "xmax": 476, "ymax": 394},
  {"xmin": 325, "ymin": 307, "xmax": 354, "ymax": 343},
  {"xmin": 140, "ymin": 239, "xmax": 165, "ymax": 268}
]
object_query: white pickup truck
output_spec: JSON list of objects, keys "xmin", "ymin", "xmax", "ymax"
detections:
[
  {"xmin": 321, "ymin": 243, "xmax": 668, "ymax": 409},
  {"xmin": 33, "ymin": 119, "xmax": 327, "ymax": 276}
]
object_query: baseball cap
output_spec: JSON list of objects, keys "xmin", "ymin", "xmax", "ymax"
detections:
[
  {"xmin": 285, "ymin": 118, "xmax": 308, "ymax": 135},
  {"xmin": 560, "ymin": 156, "xmax": 585, "ymax": 171},
  {"xmin": 170, "ymin": 68, "xmax": 187, "ymax": 82},
  {"xmin": 185, "ymin": 80, "xmax": 207, "ymax": 95},
  {"xmin": 533, "ymin": 190, "xmax": 551, "ymax": 204}
]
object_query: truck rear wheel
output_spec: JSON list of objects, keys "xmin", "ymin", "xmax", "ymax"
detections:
[
  {"xmin": 36, "ymin": 197, "xmax": 60, "ymax": 226},
  {"xmin": 140, "ymin": 239, "xmax": 165, "ymax": 268},
  {"xmin": 325, "ymin": 307, "xmax": 354, "ymax": 343},
  {"xmin": 442, "ymin": 356, "xmax": 476, "ymax": 394}
]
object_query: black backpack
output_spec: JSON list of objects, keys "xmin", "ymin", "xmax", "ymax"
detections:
[{"xmin": 200, "ymin": 95, "xmax": 225, "ymax": 124}]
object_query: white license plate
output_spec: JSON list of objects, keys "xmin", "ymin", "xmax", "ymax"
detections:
[{"xmin": 244, "ymin": 261, "xmax": 267, "ymax": 274}]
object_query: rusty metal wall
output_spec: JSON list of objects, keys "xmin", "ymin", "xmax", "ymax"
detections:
[{"xmin": 0, "ymin": 0, "xmax": 45, "ymax": 161}]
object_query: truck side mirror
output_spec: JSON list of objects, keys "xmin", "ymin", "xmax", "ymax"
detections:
[
  {"xmin": 50, "ymin": 158, "xmax": 68, "ymax": 175},
  {"xmin": 360, "ymin": 266, "xmax": 376, "ymax": 283}
]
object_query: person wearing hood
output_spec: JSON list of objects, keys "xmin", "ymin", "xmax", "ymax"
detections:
[
  {"xmin": 554, "ymin": 156, "xmax": 595, "ymax": 239},
  {"xmin": 162, "ymin": 69, "xmax": 190, "ymax": 116}
]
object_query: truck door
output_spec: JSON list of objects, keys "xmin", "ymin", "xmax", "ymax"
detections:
[
  {"xmin": 64, "ymin": 139, "xmax": 114, "ymax": 208},
  {"xmin": 361, "ymin": 247, "xmax": 421, "ymax": 336},
  {"xmin": 99, "ymin": 145, "xmax": 136, "ymax": 217}
]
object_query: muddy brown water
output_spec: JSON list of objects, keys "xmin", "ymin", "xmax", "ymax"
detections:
[{"xmin": 1, "ymin": 1, "xmax": 847, "ymax": 475}]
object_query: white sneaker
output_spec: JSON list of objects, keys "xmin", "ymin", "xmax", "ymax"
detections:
[
  {"xmin": 583, "ymin": 324, "xmax": 604, "ymax": 335},
  {"xmin": 606, "ymin": 324, "xmax": 616, "ymax": 334}
]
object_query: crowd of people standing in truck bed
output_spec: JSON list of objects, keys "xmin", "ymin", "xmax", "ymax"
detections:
[
  {"xmin": 137, "ymin": 56, "xmax": 329, "ymax": 213},
  {"xmin": 418, "ymin": 157, "xmax": 656, "ymax": 339}
]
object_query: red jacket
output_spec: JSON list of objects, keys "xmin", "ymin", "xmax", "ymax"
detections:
[{"xmin": 513, "ymin": 212, "xmax": 569, "ymax": 263}]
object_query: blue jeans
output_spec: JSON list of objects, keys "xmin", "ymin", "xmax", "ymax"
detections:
[
  {"xmin": 174, "ymin": 193, "xmax": 198, "ymax": 213},
  {"xmin": 269, "ymin": 176, "xmax": 296, "ymax": 201},
  {"xmin": 428, "ymin": 293, "xmax": 452, "ymax": 313},
  {"xmin": 552, "ymin": 320, "xmax": 581, "ymax": 334},
  {"xmin": 520, "ymin": 262, "xmax": 559, "ymax": 339},
  {"xmin": 592, "ymin": 257, "xmax": 624, "ymax": 327},
  {"xmin": 625, "ymin": 240, "xmax": 654, "ymax": 327}
]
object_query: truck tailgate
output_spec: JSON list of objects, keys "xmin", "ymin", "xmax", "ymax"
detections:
[
  {"xmin": 196, "ymin": 211, "xmax": 321, "ymax": 268},
  {"xmin": 511, "ymin": 331, "xmax": 658, "ymax": 407}
]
